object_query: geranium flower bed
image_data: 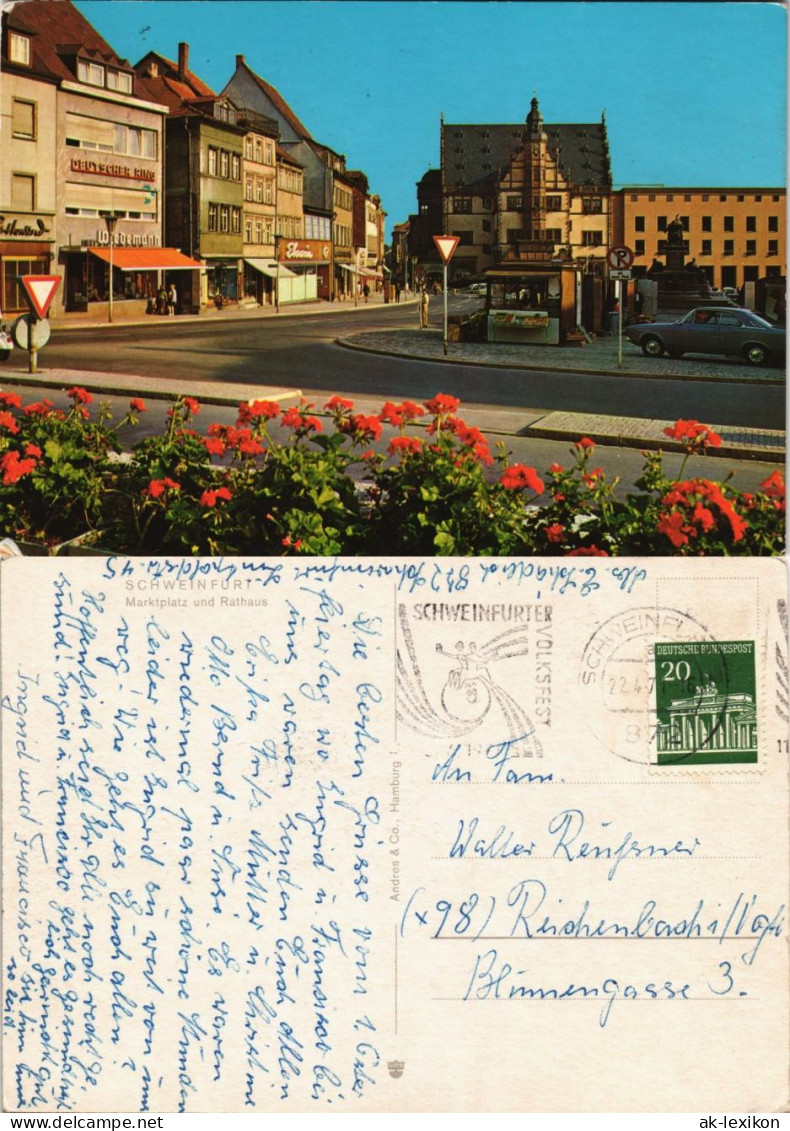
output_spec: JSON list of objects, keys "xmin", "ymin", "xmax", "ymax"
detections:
[{"xmin": 0, "ymin": 387, "xmax": 783, "ymax": 556}]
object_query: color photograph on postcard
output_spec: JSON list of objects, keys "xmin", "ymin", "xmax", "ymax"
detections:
[{"xmin": 0, "ymin": 0, "xmax": 784, "ymax": 560}]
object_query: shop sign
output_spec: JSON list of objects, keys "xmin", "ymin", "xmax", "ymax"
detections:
[
  {"xmin": 84, "ymin": 231, "xmax": 161, "ymax": 248},
  {"xmin": 0, "ymin": 214, "xmax": 54, "ymax": 240},
  {"xmin": 70, "ymin": 158, "xmax": 157, "ymax": 183},
  {"xmin": 282, "ymin": 240, "xmax": 331, "ymax": 262}
]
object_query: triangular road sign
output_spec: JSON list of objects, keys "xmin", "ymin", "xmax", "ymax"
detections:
[
  {"xmin": 20, "ymin": 275, "xmax": 61, "ymax": 320},
  {"xmin": 433, "ymin": 235, "xmax": 460, "ymax": 264}
]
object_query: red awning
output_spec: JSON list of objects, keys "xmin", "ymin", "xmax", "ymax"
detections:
[{"xmin": 87, "ymin": 247, "xmax": 205, "ymax": 271}]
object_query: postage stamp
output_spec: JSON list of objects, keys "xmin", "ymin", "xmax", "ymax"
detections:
[{"xmin": 653, "ymin": 640, "xmax": 757, "ymax": 766}]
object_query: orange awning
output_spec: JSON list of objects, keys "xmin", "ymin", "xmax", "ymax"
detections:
[{"xmin": 87, "ymin": 247, "xmax": 205, "ymax": 271}]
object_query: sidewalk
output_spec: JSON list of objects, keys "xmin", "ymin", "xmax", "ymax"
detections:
[
  {"xmin": 48, "ymin": 290, "xmax": 417, "ymax": 332},
  {"xmin": 337, "ymin": 326, "xmax": 784, "ymax": 385}
]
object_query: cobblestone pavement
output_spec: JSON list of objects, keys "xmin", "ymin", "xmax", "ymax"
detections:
[{"xmin": 338, "ymin": 328, "xmax": 784, "ymax": 384}]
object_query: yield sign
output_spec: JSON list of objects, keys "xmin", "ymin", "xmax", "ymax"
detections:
[
  {"xmin": 20, "ymin": 275, "xmax": 61, "ymax": 320},
  {"xmin": 433, "ymin": 235, "xmax": 460, "ymax": 264}
]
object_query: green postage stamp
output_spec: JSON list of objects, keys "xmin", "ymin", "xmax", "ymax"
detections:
[{"xmin": 654, "ymin": 640, "xmax": 757, "ymax": 765}]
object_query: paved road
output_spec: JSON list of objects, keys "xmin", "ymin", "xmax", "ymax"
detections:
[{"xmin": 6, "ymin": 297, "xmax": 783, "ymax": 430}]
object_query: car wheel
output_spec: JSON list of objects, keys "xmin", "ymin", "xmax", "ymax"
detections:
[
  {"xmin": 667, "ymin": 349, "xmax": 684, "ymax": 359},
  {"xmin": 641, "ymin": 335, "xmax": 665, "ymax": 358},
  {"xmin": 743, "ymin": 343, "xmax": 769, "ymax": 366},
  {"xmin": 0, "ymin": 349, "xmax": 9, "ymax": 363}
]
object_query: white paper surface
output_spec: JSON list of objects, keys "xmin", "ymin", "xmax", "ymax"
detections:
[{"xmin": 2, "ymin": 556, "xmax": 787, "ymax": 1113}]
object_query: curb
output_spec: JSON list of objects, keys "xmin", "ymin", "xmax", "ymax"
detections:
[
  {"xmin": 0, "ymin": 371, "xmax": 303, "ymax": 409},
  {"xmin": 522, "ymin": 421, "xmax": 784, "ymax": 463},
  {"xmin": 334, "ymin": 335, "xmax": 785, "ymax": 387}
]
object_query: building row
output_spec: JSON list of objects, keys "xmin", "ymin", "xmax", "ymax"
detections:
[
  {"xmin": 394, "ymin": 98, "xmax": 785, "ymax": 299},
  {"xmin": 1, "ymin": 0, "xmax": 387, "ymax": 319}
]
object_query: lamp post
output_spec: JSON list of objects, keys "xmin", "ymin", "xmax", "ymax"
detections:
[
  {"xmin": 274, "ymin": 232, "xmax": 282, "ymax": 314},
  {"xmin": 104, "ymin": 212, "xmax": 119, "ymax": 324}
]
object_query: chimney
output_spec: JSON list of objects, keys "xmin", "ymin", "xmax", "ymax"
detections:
[
  {"xmin": 236, "ymin": 54, "xmax": 245, "ymax": 68},
  {"xmin": 178, "ymin": 42, "xmax": 189, "ymax": 77}
]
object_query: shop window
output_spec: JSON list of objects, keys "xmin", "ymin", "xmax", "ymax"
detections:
[
  {"xmin": 77, "ymin": 60, "xmax": 105, "ymax": 86},
  {"xmin": 11, "ymin": 173, "xmax": 35, "ymax": 210},
  {"xmin": 701, "ymin": 240, "xmax": 712, "ymax": 256},
  {"xmin": 208, "ymin": 202, "xmax": 218, "ymax": 231},
  {"xmin": 745, "ymin": 240, "xmax": 756, "ymax": 255},
  {"xmin": 702, "ymin": 216, "xmax": 712, "ymax": 231},
  {"xmin": 581, "ymin": 231, "xmax": 603, "ymax": 246},
  {"xmin": 9, "ymin": 32, "xmax": 31, "ymax": 65},
  {"xmin": 2, "ymin": 256, "xmax": 48, "ymax": 311},
  {"xmin": 746, "ymin": 216, "xmax": 756, "ymax": 232},
  {"xmin": 768, "ymin": 216, "xmax": 779, "ymax": 232},
  {"xmin": 12, "ymin": 99, "xmax": 35, "ymax": 139},
  {"xmin": 723, "ymin": 216, "xmax": 734, "ymax": 232}
]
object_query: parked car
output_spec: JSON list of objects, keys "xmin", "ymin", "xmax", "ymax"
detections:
[
  {"xmin": 468, "ymin": 282, "xmax": 487, "ymax": 295},
  {"xmin": 625, "ymin": 307, "xmax": 785, "ymax": 366},
  {"xmin": 722, "ymin": 286, "xmax": 740, "ymax": 302}
]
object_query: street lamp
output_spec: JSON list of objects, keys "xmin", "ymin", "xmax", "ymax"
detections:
[
  {"xmin": 274, "ymin": 232, "xmax": 282, "ymax": 314},
  {"xmin": 104, "ymin": 212, "xmax": 120, "ymax": 324}
]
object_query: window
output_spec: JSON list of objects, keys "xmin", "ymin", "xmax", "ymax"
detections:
[
  {"xmin": 581, "ymin": 230, "xmax": 602, "ymax": 246},
  {"xmin": 452, "ymin": 231, "xmax": 473, "ymax": 245},
  {"xmin": 546, "ymin": 195, "xmax": 562, "ymax": 210},
  {"xmin": 582, "ymin": 196, "xmax": 603, "ymax": 213},
  {"xmin": 679, "ymin": 216, "xmax": 689, "ymax": 230},
  {"xmin": 743, "ymin": 265, "xmax": 759, "ymax": 282},
  {"xmin": 768, "ymin": 240, "xmax": 778, "ymax": 256},
  {"xmin": 264, "ymin": 179, "xmax": 273, "ymax": 204},
  {"xmin": 701, "ymin": 194, "xmax": 709, "ymax": 202},
  {"xmin": 754, "ymin": 194, "xmax": 762, "ymax": 202},
  {"xmin": 720, "ymin": 195, "xmax": 727, "ymax": 202},
  {"xmin": 746, "ymin": 216, "xmax": 756, "ymax": 232},
  {"xmin": 634, "ymin": 239, "xmax": 645, "ymax": 256},
  {"xmin": 208, "ymin": 148, "xmax": 218, "ymax": 176},
  {"xmin": 263, "ymin": 220, "xmax": 273, "ymax": 245},
  {"xmin": 8, "ymin": 32, "xmax": 31, "ymax": 65},
  {"xmin": 231, "ymin": 206, "xmax": 241, "ymax": 233},
  {"xmin": 78, "ymin": 59, "xmax": 105, "ymax": 86},
  {"xmin": 481, "ymin": 219, "xmax": 491, "ymax": 233},
  {"xmin": 772, "ymin": 195, "xmax": 780, "ymax": 202},
  {"xmin": 245, "ymin": 138, "xmax": 253, "ymax": 159},
  {"xmin": 746, "ymin": 240, "xmax": 756, "ymax": 255},
  {"xmin": 220, "ymin": 150, "xmax": 229, "ymax": 178},
  {"xmin": 683, "ymin": 194, "xmax": 691, "ymax": 202},
  {"xmin": 702, "ymin": 216, "xmax": 712, "ymax": 232},
  {"xmin": 245, "ymin": 178, "xmax": 253, "ymax": 201},
  {"xmin": 220, "ymin": 204, "xmax": 230, "ymax": 232},
  {"xmin": 107, "ymin": 70, "xmax": 133, "ymax": 93},
  {"xmin": 231, "ymin": 154, "xmax": 241, "ymax": 180},
  {"xmin": 454, "ymin": 196, "xmax": 474, "ymax": 213},
  {"xmin": 11, "ymin": 173, "xmax": 34, "ymax": 210},
  {"xmin": 255, "ymin": 221, "xmax": 263, "ymax": 244},
  {"xmin": 766, "ymin": 266, "xmax": 781, "ymax": 278},
  {"xmin": 634, "ymin": 216, "xmax": 645, "ymax": 232},
  {"xmin": 481, "ymin": 197, "xmax": 492, "ymax": 210},
  {"xmin": 12, "ymin": 99, "xmax": 35, "ymax": 139},
  {"xmin": 544, "ymin": 229, "xmax": 562, "ymax": 243},
  {"xmin": 255, "ymin": 140, "xmax": 263, "ymax": 164},
  {"xmin": 208, "ymin": 202, "xmax": 218, "ymax": 231},
  {"xmin": 723, "ymin": 216, "xmax": 734, "ymax": 232},
  {"xmin": 723, "ymin": 239, "xmax": 734, "ymax": 255},
  {"xmin": 114, "ymin": 124, "xmax": 156, "ymax": 158},
  {"xmin": 648, "ymin": 194, "xmax": 655, "ymax": 202},
  {"xmin": 701, "ymin": 239, "xmax": 712, "ymax": 256},
  {"xmin": 768, "ymin": 216, "xmax": 779, "ymax": 232},
  {"xmin": 657, "ymin": 216, "xmax": 667, "ymax": 231},
  {"xmin": 666, "ymin": 194, "xmax": 674, "ymax": 202},
  {"xmin": 506, "ymin": 195, "xmax": 522, "ymax": 211},
  {"xmin": 244, "ymin": 219, "xmax": 252, "ymax": 242},
  {"xmin": 737, "ymin": 194, "xmax": 744, "ymax": 202},
  {"xmin": 255, "ymin": 179, "xmax": 263, "ymax": 203},
  {"xmin": 629, "ymin": 194, "xmax": 638, "ymax": 202},
  {"xmin": 506, "ymin": 228, "xmax": 522, "ymax": 244},
  {"xmin": 265, "ymin": 142, "xmax": 274, "ymax": 165}
]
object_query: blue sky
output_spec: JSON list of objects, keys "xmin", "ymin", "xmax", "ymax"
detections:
[{"xmin": 75, "ymin": 1, "xmax": 787, "ymax": 239}]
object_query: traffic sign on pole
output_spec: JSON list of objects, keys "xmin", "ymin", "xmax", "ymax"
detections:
[
  {"xmin": 433, "ymin": 235, "xmax": 460, "ymax": 264},
  {"xmin": 19, "ymin": 275, "xmax": 61, "ymax": 320},
  {"xmin": 610, "ymin": 269, "xmax": 632, "ymax": 281},
  {"xmin": 606, "ymin": 246, "xmax": 634, "ymax": 271}
]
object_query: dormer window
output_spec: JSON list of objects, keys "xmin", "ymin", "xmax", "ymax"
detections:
[
  {"xmin": 107, "ymin": 69, "xmax": 133, "ymax": 93},
  {"xmin": 9, "ymin": 32, "xmax": 31, "ymax": 65},
  {"xmin": 78, "ymin": 59, "xmax": 105, "ymax": 86}
]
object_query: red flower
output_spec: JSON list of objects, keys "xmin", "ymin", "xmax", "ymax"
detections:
[
  {"xmin": 200, "ymin": 486, "xmax": 233, "ymax": 507},
  {"xmin": 663, "ymin": 419, "xmax": 722, "ymax": 449},
  {"xmin": 425, "ymin": 394, "xmax": 461, "ymax": 416},
  {"xmin": 342, "ymin": 413, "xmax": 382, "ymax": 442},
  {"xmin": 500, "ymin": 464, "xmax": 544, "ymax": 494},
  {"xmin": 237, "ymin": 435, "xmax": 264, "ymax": 456},
  {"xmin": 583, "ymin": 467, "xmax": 603, "ymax": 488},
  {"xmin": 238, "ymin": 399, "xmax": 280, "ymax": 424},
  {"xmin": 545, "ymin": 523, "xmax": 565, "ymax": 544},
  {"xmin": 324, "ymin": 395, "xmax": 355, "ymax": 412},
  {"xmin": 760, "ymin": 470, "xmax": 785, "ymax": 501},
  {"xmin": 657, "ymin": 510, "xmax": 697, "ymax": 548},
  {"xmin": 203, "ymin": 436, "xmax": 226, "ymax": 456},
  {"xmin": 0, "ymin": 450, "xmax": 37, "ymax": 485},
  {"xmin": 574, "ymin": 437, "xmax": 595, "ymax": 451},
  {"xmin": 0, "ymin": 411, "xmax": 19, "ymax": 434},
  {"xmin": 0, "ymin": 392, "xmax": 22, "ymax": 409},
  {"xmin": 129, "ymin": 398, "xmax": 147, "ymax": 413},
  {"xmin": 24, "ymin": 444, "xmax": 42, "ymax": 458},
  {"xmin": 549, "ymin": 463, "xmax": 565, "ymax": 475},
  {"xmin": 399, "ymin": 401, "xmax": 425, "ymax": 420},
  {"xmin": 553, "ymin": 492, "xmax": 566, "ymax": 503},
  {"xmin": 565, "ymin": 545, "xmax": 609, "ymax": 557},
  {"xmin": 691, "ymin": 503, "xmax": 716, "ymax": 533},
  {"xmin": 23, "ymin": 398, "xmax": 54, "ymax": 416},
  {"xmin": 379, "ymin": 401, "xmax": 406, "ymax": 427},
  {"xmin": 182, "ymin": 396, "xmax": 201, "ymax": 416},
  {"xmin": 282, "ymin": 535, "xmax": 303, "ymax": 550},
  {"xmin": 282, "ymin": 406, "xmax": 323, "ymax": 433},
  {"xmin": 67, "ymin": 386, "xmax": 93, "ymax": 404},
  {"xmin": 145, "ymin": 477, "xmax": 180, "ymax": 499},
  {"xmin": 388, "ymin": 435, "xmax": 423, "ymax": 456}
]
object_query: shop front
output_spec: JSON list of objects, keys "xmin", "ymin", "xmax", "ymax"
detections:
[
  {"xmin": 243, "ymin": 259, "xmax": 296, "ymax": 305},
  {"xmin": 0, "ymin": 212, "xmax": 55, "ymax": 314},
  {"xmin": 483, "ymin": 263, "xmax": 578, "ymax": 344},
  {"xmin": 83, "ymin": 246, "xmax": 205, "ymax": 316},
  {"xmin": 204, "ymin": 259, "xmax": 240, "ymax": 306},
  {"xmin": 279, "ymin": 239, "xmax": 332, "ymax": 303}
]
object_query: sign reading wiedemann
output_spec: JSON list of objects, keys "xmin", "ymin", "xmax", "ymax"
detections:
[{"xmin": 653, "ymin": 640, "xmax": 757, "ymax": 765}]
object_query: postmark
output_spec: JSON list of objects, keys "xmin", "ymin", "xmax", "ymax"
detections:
[{"xmin": 653, "ymin": 640, "xmax": 757, "ymax": 765}]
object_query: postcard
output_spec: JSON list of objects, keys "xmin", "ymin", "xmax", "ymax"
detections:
[{"xmin": 2, "ymin": 555, "xmax": 787, "ymax": 1113}]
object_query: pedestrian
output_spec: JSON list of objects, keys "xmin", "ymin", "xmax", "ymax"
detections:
[
  {"xmin": 419, "ymin": 289, "xmax": 429, "ymax": 329},
  {"xmin": 156, "ymin": 285, "xmax": 167, "ymax": 315},
  {"xmin": 395, "ymin": 281, "xmax": 401, "ymax": 303},
  {"xmin": 167, "ymin": 282, "xmax": 177, "ymax": 316},
  {"xmin": 362, "ymin": 283, "xmax": 370, "ymax": 303}
]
